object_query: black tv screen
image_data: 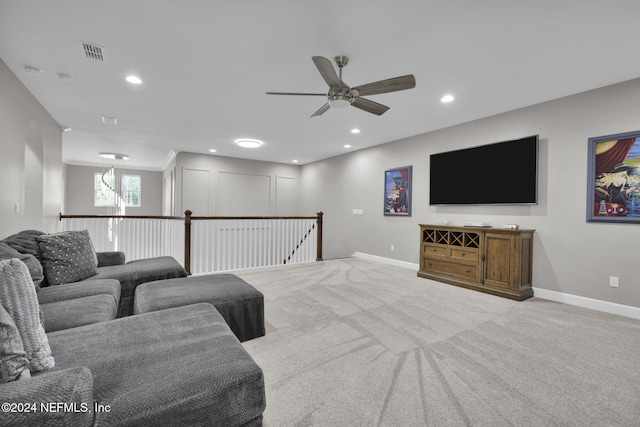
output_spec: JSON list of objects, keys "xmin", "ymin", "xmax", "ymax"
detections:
[{"xmin": 429, "ymin": 135, "xmax": 538, "ymax": 205}]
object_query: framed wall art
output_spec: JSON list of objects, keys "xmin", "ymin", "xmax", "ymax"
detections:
[
  {"xmin": 587, "ymin": 130, "xmax": 640, "ymax": 223},
  {"xmin": 384, "ymin": 165, "xmax": 412, "ymax": 216}
]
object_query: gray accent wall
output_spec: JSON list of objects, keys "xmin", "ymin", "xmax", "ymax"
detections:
[
  {"xmin": 64, "ymin": 165, "xmax": 163, "ymax": 215},
  {"xmin": 0, "ymin": 58, "xmax": 63, "ymax": 237},
  {"xmin": 300, "ymin": 78, "xmax": 640, "ymax": 309},
  {"xmin": 173, "ymin": 152, "xmax": 301, "ymax": 216}
]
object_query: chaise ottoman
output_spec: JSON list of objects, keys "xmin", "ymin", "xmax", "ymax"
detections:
[{"xmin": 133, "ymin": 274, "xmax": 265, "ymax": 342}]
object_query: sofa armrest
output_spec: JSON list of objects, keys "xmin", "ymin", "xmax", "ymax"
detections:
[
  {"xmin": 96, "ymin": 251, "xmax": 125, "ymax": 267},
  {"xmin": 0, "ymin": 367, "xmax": 94, "ymax": 427}
]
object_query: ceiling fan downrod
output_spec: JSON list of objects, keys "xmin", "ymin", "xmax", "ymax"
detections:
[{"xmin": 334, "ymin": 55, "xmax": 349, "ymax": 81}]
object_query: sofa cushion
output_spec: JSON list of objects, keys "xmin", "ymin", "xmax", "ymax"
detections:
[
  {"xmin": 0, "ymin": 366, "xmax": 94, "ymax": 427},
  {"xmin": 0, "ymin": 304, "xmax": 31, "ymax": 383},
  {"xmin": 36, "ymin": 230, "xmax": 98, "ymax": 286},
  {"xmin": 36, "ymin": 279, "xmax": 120, "ymax": 306},
  {"xmin": 0, "ymin": 242, "xmax": 44, "ymax": 288},
  {"xmin": 134, "ymin": 274, "xmax": 265, "ymax": 342},
  {"xmin": 89, "ymin": 256, "xmax": 187, "ymax": 317},
  {"xmin": 0, "ymin": 259, "xmax": 54, "ymax": 373},
  {"xmin": 47, "ymin": 303, "xmax": 266, "ymax": 426},
  {"xmin": 96, "ymin": 251, "xmax": 125, "ymax": 267},
  {"xmin": 40, "ymin": 295, "xmax": 118, "ymax": 332}
]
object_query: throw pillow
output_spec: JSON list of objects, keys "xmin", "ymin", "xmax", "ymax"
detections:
[
  {"xmin": 0, "ymin": 242, "xmax": 45, "ymax": 288},
  {"xmin": 36, "ymin": 230, "xmax": 98, "ymax": 286},
  {"xmin": 0, "ymin": 304, "xmax": 31, "ymax": 383},
  {"xmin": 0, "ymin": 259, "xmax": 54, "ymax": 372}
]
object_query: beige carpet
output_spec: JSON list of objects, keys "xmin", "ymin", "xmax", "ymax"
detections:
[{"xmin": 235, "ymin": 258, "xmax": 640, "ymax": 426}]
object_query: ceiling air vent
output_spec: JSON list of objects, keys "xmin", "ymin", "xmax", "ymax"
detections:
[
  {"xmin": 101, "ymin": 116, "xmax": 117, "ymax": 125},
  {"xmin": 78, "ymin": 40, "xmax": 105, "ymax": 62}
]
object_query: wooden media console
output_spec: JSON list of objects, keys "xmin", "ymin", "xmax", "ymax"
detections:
[{"xmin": 418, "ymin": 224, "xmax": 534, "ymax": 301}]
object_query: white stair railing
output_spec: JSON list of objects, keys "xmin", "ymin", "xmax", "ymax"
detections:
[
  {"xmin": 58, "ymin": 212, "xmax": 323, "ymax": 274},
  {"xmin": 189, "ymin": 218, "xmax": 317, "ymax": 274},
  {"xmin": 58, "ymin": 216, "xmax": 184, "ymax": 262}
]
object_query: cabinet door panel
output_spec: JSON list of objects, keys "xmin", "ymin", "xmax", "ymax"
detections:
[{"xmin": 483, "ymin": 234, "xmax": 512, "ymax": 289}]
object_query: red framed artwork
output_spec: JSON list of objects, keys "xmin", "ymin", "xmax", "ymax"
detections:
[
  {"xmin": 587, "ymin": 131, "xmax": 640, "ymax": 223},
  {"xmin": 384, "ymin": 166, "xmax": 412, "ymax": 216}
]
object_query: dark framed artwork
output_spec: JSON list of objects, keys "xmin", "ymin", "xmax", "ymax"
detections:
[
  {"xmin": 384, "ymin": 166, "xmax": 412, "ymax": 216},
  {"xmin": 587, "ymin": 130, "xmax": 640, "ymax": 223}
]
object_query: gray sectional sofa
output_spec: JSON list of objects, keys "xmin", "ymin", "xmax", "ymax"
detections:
[
  {"xmin": 0, "ymin": 229, "xmax": 188, "ymax": 322},
  {"xmin": 0, "ymin": 230, "xmax": 266, "ymax": 426},
  {"xmin": 2, "ymin": 303, "xmax": 266, "ymax": 426}
]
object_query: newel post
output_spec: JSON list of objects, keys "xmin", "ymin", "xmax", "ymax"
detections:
[
  {"xmin": 316, "ymin": 211, "xmax": 324, "ymax": 261},
  {"xmin": 184, "ymin": 210, "xmax": 192, "ymax": 275}
]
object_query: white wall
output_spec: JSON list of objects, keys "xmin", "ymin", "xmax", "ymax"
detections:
[
  {"xmin": 64, "ymin": 164, "xmax": 163, "ymax": 216},
  {"xmin": 0, "ymin": 59, "xmax": 63, "ymax": 237},
  {"xmin": 173, "ymin": 152, "xmax": 301, "ymax": 216},
  {"xmin": 301, "ymin": 78, "xmax": 640, "ymax": 309}
]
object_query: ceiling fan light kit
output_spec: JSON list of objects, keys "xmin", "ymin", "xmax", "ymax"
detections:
[
  {"xmin": 327, "ymin": 95, "xmax": 351, "ymax": 108},
  {"xmin": 267, "ymin": 55, "xmax": 416, "ymax": 117}
]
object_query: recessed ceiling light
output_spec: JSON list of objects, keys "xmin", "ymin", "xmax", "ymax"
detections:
[
  {"xmin": 209, "ymin": 149, "xmax": 217, "ymax": 153},
  {"xmin": 99, "ymin": 152, "xmax": 129, "ymax": 160},
  {"xmin": 235, "ymin": 138, "xmax": 263, "ymax": 148},
  {"xmin": 24, "ymin": 65, "xmax": 42, "ymax": 74},
  {"xmin": 57, "ymin": 73, "xmax": 74, "ymax": 82},
  {"xmin": 292, "ymin": 159, "xmax": 299, "ymax": 163},
  {"xmin": 351, "ymin": 128, "xmax": 360, "ymax": 134},
  {"xmin": 344, "ymin": 144, "xmax": 352, "ymax": 148},
  {"xmin": 441, "ymin": 94, "xmax": 455, "ymax": 103},
  {"xmin": 126, "ymin": 75, "xmax": 142, "ymax": 84}
]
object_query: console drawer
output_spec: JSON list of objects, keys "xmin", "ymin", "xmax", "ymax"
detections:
[
  {"xmin": 423, "ymin": 244, "xmax": 446, "ymax": 257},
  {"xmin": 450, "ymin": 247, "xmax": 478, "ymax": 262},
  {"xmin": 423, "ymin": 258, "xmax": 478, "ymax": 280}
]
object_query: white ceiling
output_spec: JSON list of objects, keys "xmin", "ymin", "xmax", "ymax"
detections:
[{"xmin": 2, "ymin": 0, "xmax": 640, "ymax": 170}]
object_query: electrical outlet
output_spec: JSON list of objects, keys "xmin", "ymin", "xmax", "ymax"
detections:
[
  {"xmin": 390, "ymin": 244, "xmax": 395, "ymax": 251},
  {"xmin": 609, "ymin": 276, "xmax": 619, "ymax": 288}
]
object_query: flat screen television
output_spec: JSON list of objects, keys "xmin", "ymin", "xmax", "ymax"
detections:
[{"xmin": 429, "ymin": 135, "xmax": 539, "ymax": 205}]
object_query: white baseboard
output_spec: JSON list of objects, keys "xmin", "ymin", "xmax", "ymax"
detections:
[
  {"xmin": 532, "ymin": 287, "xmax": 640, "ymax": 320},
  {"xmin": 352, "ymin": 252, "xmax": 419, "ymax": 271},
  {"xmin": 352, "ymin": 252, "xmax": 640, "ymax": 321}
]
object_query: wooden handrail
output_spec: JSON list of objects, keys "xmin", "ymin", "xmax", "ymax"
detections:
[
  {"xmin": 59, "ymin": 213, "xmax": 184, "ymax": 220},
  {"xmin": 59, "ymin": 213, "xmax": 318, "ymax": 221},
  {"xmin": 190, "ymin": 215, "xmax": 319, "ymax": 220}
]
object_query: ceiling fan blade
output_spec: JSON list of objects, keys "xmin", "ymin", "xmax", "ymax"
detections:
[
  {"xmin": 266, "ymin": 91, "xmax": 326, "ymax": 96},
  {"xmin": 351, "ymin": 97, "xmax": 390, "ymax": 116},
  {"xmin": 350, "ymin": 75, "xmax": 416, "ymax": 97},
  {"xmin": 311, "ymin": 103, "xmax": 331, "ymax": 118},
  {"xmin": 312, "ymin": 56, "xmax": 342, "ymax": 88}
]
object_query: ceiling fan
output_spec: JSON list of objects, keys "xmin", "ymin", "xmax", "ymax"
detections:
[{"xmin": 266, "ymin": 55, "xmax": 416, "ymax": 117}]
